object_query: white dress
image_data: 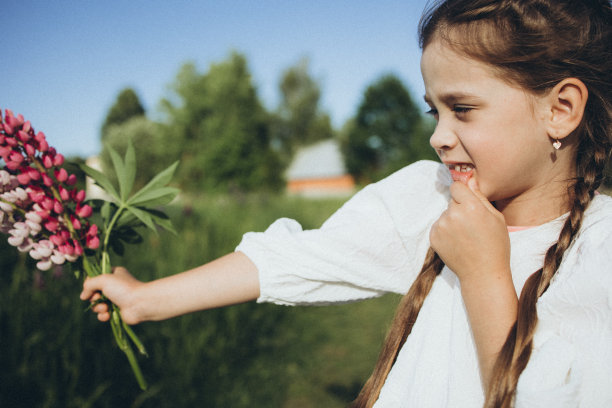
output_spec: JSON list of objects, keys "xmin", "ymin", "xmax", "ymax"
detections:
[{"xmin": 236, "ymin": 160, "xmax": 612, "ymax": 407}]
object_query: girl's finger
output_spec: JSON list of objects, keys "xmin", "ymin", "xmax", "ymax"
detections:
[
  {"xmin": 467, "ymin": 178, "xmax": 500, "ymax": 216},
  {"xmin": 80, "ymin": 275, "xmax": 107, "ymax": 300}
]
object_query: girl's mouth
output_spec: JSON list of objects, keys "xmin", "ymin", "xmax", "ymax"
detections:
[{"xmin": 448, "ymin": 163, "xmax": 474, "ymax": 184}]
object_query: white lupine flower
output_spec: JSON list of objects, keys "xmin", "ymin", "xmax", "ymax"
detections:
[
  {"xmin": 1, "ymin": 191, "xmax": 17, "ymax": 203},
  {"xmin": 17, "ymin": 238, "xmax": 33, "ymax": 252},
  {"xmin": 26, "ymin": 219, "xmax": 42, "ymax": 235},
  {"xmin": 50, "ymin": 250, "xmax": 66, "ymax": 265},
  {"xmin": 13, "ymin": 187, "xmax": 28, "ymax": 201},
  {"xmin": 0, "ymin": 201, "xmax": 13, "ymax": 212},
  {"xmin": 36, "ymin": 259, "xmax": 53, "ymax": 271},
  {"xmin": 25, "ymin": 211, "xmax": 42, "ymax": 224},
  {"xmin": 29, "ymin": 240, "xmax": 54, "ymax": 259},
  {"xmin": 8, "ymin": 235, "xmax": 24, "ymax": 246},
  {"xmin": 0, "ymin": 170, "xmax": 11, "ymax": 187}
]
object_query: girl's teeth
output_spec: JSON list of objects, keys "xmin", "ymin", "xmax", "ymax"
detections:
[{"xmin": 453, "ymin": 164, "xmax": 473, "ymax": 172}]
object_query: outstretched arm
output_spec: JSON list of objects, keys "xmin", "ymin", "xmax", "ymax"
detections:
[{"xmin": 80, "ymin": 251, "xmax": 260, "ymax": 325}]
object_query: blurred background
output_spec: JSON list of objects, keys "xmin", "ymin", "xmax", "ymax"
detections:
[{"xmin": 1, "ymin": 0, "xmax": 487, "ymax": 407}]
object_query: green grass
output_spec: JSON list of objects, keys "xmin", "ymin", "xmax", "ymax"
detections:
[{"xmin": 1, "ymin": 193, "xmax": 401, "ymax": 407}]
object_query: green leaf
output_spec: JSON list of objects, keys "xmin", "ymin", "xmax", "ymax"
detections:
[
  {"xmin": 144, "ymin": 208, "xmax": 177, "ymax": 235},
  {"xmin": 128, "ymin": 161, "xmax": 179, "ymax": 205},
  {"xmin": 122, "ymin": 140, "xmax": 137, "ymax": 202},
  {"xmin": 126, "ymin": 206, "xmax": 157, "ymax": 233},
  {"xmin": 127, "ymin": 186, "xmax": 180, "ymax": 207},
  {"xmin": 101, "ymin": 201, "xmax": 112, "ymax": 225},
  {"xmin": 78, "ymin": 163, "xmax": 120, "ymax": 201},
  {"xmin": 107, "ymin": 144, "xmax": 128, "ymax": 202}
]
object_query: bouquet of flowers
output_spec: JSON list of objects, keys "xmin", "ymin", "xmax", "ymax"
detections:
[{"xmin": 0, "ymin": 109, "xmax": 179, "ymax": 390}]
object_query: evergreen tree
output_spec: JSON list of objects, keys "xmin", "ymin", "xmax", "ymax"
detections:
[
  {"xmin": 101, "ymin": 88, "xmax": 145, "ymax": 138},
  {"xmin": 272, "ymin": 58, "xmax": 334, "ymax": 156}
]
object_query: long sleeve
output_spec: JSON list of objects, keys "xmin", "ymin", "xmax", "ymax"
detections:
[
  {"xmin": 236, "ymin": 160, "xmax": 451, "ymax": 306},
  {"xmin": 515, "ymin": 196, "xmax": 612, "ymax": 407}
]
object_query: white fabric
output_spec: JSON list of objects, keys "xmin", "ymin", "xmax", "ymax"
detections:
[{"xmin": 236, "ymin": 160, "xmax": 612, "ymax": 407}]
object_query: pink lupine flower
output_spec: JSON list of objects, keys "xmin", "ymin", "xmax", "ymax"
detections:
[
  {"xmin": 86, "ymin": 234, "xmax": 100, "ymax": 250},
  {"xmin": 76, "ymin": 203, "xmax": 93, "ymax": 218},
  {"xmin": 55, "ymin": 168, "xmax": 68, "ymax": 182}
]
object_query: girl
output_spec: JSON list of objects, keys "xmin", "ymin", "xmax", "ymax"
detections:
[{"xmin": 81, "ymin": 0, "xmax": 612, "ymax": 406}]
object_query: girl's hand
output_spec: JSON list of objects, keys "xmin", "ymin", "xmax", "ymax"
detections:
[
  {"xmin": 429, "ymin": 178, "xmax": 510, "ymax": 284},
  {"xmin": 431, "ymin": 178, "xmax": 517, "ymax": 388},
  {"xmin": 80, "ymin": 267, "xmax": 145, "ymax": 325}
]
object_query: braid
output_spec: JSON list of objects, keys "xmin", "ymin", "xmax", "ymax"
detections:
[
  {"xmin": 485, "ymin": 135, "xmax": 610, "ymax": 407},
  {"xmin": 351, "ymin": 248, "xmax": 444, "ymax": 407}
]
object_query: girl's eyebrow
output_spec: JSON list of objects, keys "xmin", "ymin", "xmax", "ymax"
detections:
[{"xmin": 423, "ymin": 92, "xmax": 481, "ymax": 106}]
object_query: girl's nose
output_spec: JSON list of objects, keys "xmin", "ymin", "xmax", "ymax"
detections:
[{"xmin": 429, "ymin": 122, "xmax": 458, "ymax": 153}]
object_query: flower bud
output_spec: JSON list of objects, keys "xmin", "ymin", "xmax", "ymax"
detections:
[
  {"xmin": 66, "ymin": 174, "xmax": 77, "ymax": 186},
  {"xmin": 0, "ymin": 201, "xmax": 13, "ymax": 212},
  {"xmin": 76, "ymin": 203, "xmax": 93, "ymax": 218},
  {"xmin": 54, "ymin": 168, "xmax": 68, "ymax": 182},
  {"xmin": 86, "ymin": 224, "xmax": 98, "ymax": 237},
  {"xmin": 49, "ymin": 234, "xmax": 64, "ymax": 246},
  {"xmin": 25, "ymin": 211, "xmax": 42, "ymax": 224},
  {"xmin": 17, "ymin": 130, "xmax": 31, "ymax": 142},
  {"xmin": 53, "ymin": 199, "xmax": 64, "ymax": 214},
  {"xmin": 42, "ymin": 154, "xmax": 53, "ymax": 168},
  {"xmin": 38, "ymin": 139, "xmax": 49, "ymax": 152},
  {"xmin": 41, "ymin": 197, "xmax": 54, "ymax": 211},
  {"xmin": 27, "ymin": 167, "xmax": 40, "ymax": 181},
  {"xmin": 44, "ymin": 217, "xmax": 59, "ymax": 232},
  {"xmin": 51, "ymin": 251, "xmax": 66, "ymax": 265},
  {"xmin": 17, "ymin": 172, "xmax": 31, "ymax": 185},
  {"xmin": 27, "ymin": 187, "xmax": 45, "ymax": 203},
  {"xmin": 14, "ymin": 187, "xmax": 28, "ymax": 201},
  {"xmin": 36, "ymin": 259, "xmax": 53, "ymax": 271},
  {"xmin": 73, "ymin": 240, "xmax": 83, "ymax": 256},
  {"xmin": 75, "ymin": 189, "xmax": 86, "ymax": 202},
  {"xmin": 86, "ymin": 235, "xmax": 100, "ymax": 250},
  {"xmin": 25, "ymin": 143, "xmax": 36, "ymax": 157},
  {"xmin": 8, "ymin": 235, "xmax": 24, "ymax": 247},
  {"xmin": 42, "ymin": 173, "xmax": 53, "ymax": 187},
  {"xmin": 3, "ymin": 123, "xmax": 14, "ymax": 135},
  {"xmin": 53, "ymin": 153, "xmax": 64, "ymax": 167},
  {"xmin": 70, "ymin": 214, "xmax": 81, "ymax": 230},
  {"xmin": 59, "ymin": 186, "xmax": 70, "ymax": 201},
  {"xmin": 22, "ymin": 121, "xmax": 31, "ymax": 133}
]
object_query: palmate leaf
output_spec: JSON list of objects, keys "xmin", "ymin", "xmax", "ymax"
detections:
[{"xmin": 79, "ymin": 163, "xmax": 120, "ymax": 201}]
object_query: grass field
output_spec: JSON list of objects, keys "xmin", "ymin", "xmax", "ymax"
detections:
[{"xmin": 0, "ymin": 193, "xmax": 400, "ymax": 408}]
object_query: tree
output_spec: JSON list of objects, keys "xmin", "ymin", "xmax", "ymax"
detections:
[
  {"xmin": 160, "ymin": 52, "xmax": 284, "ymax": 192},
  {"xmin": 272, "ymin": 58, "xmax": 334, "ymax": 156},
  {"xmin": 101, "ymin": 88, "xmax": 145, "ymax": 138},
  {"xmin": 342, "ymin": 74, "xmax": 435, "ymax": 183}
]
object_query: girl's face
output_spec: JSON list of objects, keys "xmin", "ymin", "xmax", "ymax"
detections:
[{"xmin": 421, "ymin": 39, "xmax": 572, "ymax": 223}]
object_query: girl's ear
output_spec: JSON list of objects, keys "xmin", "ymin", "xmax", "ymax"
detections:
[{"xmin": 546, "ymin": 78, "xmax": 588, "ymax": 140}]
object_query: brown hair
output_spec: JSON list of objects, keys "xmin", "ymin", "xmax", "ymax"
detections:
[{"xmin": 351, "ymin": 1, "xmax": 612, "ymax": 407}]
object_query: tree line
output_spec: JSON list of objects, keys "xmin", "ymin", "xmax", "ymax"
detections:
[{"xmin": 99, "ymin": 51, "xmax": 438, "ymax": 193}]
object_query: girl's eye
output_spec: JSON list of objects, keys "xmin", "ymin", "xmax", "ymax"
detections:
[
  {"xmin": 453, "ymin": 106, "xmax": 474, "ymax": 116},
  {"xmin": 425, "ymin": 108, "xmax": 438, "ymax": 118}
]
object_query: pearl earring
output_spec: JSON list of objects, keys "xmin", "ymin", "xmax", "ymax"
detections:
[{"xmin": 552, "ymin": 139, "xmax": 562, "ymax": 150}]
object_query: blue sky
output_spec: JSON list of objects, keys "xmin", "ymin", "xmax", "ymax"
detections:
[{"xmin": 4, "ymin": 0, "xmax": 431, "ymax": 158}]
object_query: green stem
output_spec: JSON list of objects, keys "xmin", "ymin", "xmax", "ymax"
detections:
[
  {"xmin": 111, "ymin": 305, "xmax": 148, "ymax": 390},
  {"xmin": 101, "ymin": 204, "xmax": 125, "ymax": 275}
]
